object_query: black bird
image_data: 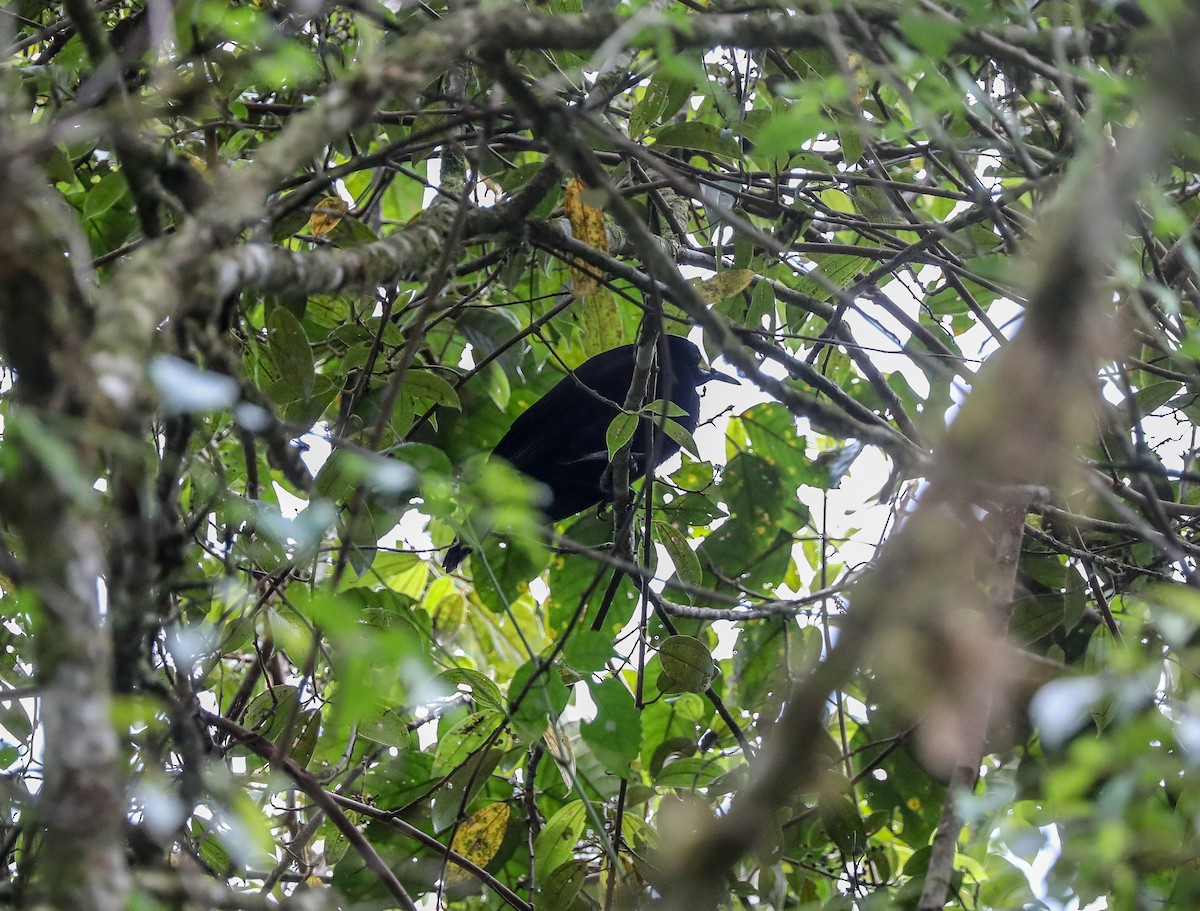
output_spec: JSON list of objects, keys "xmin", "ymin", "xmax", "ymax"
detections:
[{"xmin": 444, "ymin": 335, "xmax": 737, "ymax": 571}]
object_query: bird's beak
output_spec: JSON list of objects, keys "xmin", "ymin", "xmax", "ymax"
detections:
[{"xmin": 701, "ymin": 365, "xmax": 740, "ymax": 385}]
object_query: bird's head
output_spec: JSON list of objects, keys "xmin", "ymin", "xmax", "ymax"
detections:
[
  {"xmin": 698, "ymin": 361, "xmax": 740, "ymax": 387},
  {"xmin": 662, "ymin": 334, "xmax": 739, "ymax": 387}
]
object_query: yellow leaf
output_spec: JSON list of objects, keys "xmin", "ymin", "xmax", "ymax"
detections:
[
  {"xmin": 563, "ymin": 177, "xmax": 608, "ymax": 295},
  {"xmin": 447, "ymin": 802, "xmax": 510, "ymax": 887},
  {"xmin": 308, "ymin": 196, "xmax": 349, "ymax": 237},
  {"xmin": 692, "ymin": 268, "xmax": 755, "ymax": 303}
]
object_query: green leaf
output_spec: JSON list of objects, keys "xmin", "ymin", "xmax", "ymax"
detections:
[
  {"xmin": 658, "ymin": 635, "xmax": 715, "ymax": 693},
  {"xmin": 580, "ymin": 677, "xmax": 641, "ymax": 776},
  {"xmin": 653, "ymin": 520, "xmax": 702, "ymax": 587},
  {"xmin": 669, "ymin": 460, "xmax": 714, "ymax": 492},
  {"xmin": 534, "ymin": 801, "xmax": 588, "ymax": 879},
  {"xmin": 650, "ymin": 121, "xmax": 742, "ymax": 159},
  {"xmin": 403, "ymin": 370, "xmax": 461, "ymax": 409},
  {"xmin": 360, "ymin": 705, "xmax": 415, "ymax": 748},
  {"xmin": 306, "ymin": 294, "xmax": 353, "ymax": 327},
  {"xmin": 437, "ymin": 668, "xmax": 506, "ymax": 712},
  {"xmin": 563, "ymin": 629, "xmax": 613, "ymax": 674},
  {"xmin": 749, "ymin": 98, "xmax": 832, "ymax": 162},
  {"xmin": 428, "ymin": 588, "xmax": 466, "ymax": 640},
  {"xmin": 83, "ymin": 171, "xmax": 127, "ymax": 219},
  {"xmin": 537, "ymin": 860, "xmax": 589, "ymax": 911},
  {"xmin": 509, "ymin": 660, "xmax": 570, "ymax": 743},
  {"xmin": 433, "ymin": 710, "xmax": 504, "ymax": 775},
  {"xmin": 391, "ymin": 441, "xmax": 453, "ymax": 477},
  {"xmin": 606, "ymin": 411, "xmax": 638, "ymax": 459},
  {"xmin": 1008, "ymin": 595, "xmax": 1066, "ymax": 645},
  {"xmin": 630, "ymin": 72, "xmax": 688, "ymax": 137},
  {"xmin": 660, "ymin": 417, "xmax": 700, "ymax": 458},
  {"xmin": 738, "ymin": 404, "xmax": 818, "ymax": 489},
  {"xmin": 643, "ymin": 398, "xmax": 690, "ymax": 419},
  {"xmin": 313, "ymin": 449, "xmax": 361, "ymax": 502},
  {"xmin": 430, "ymin": 747, "xmax": 505, "ymax": 833},
  {"xmin": 811, "ymin": 441, "xmax": 864, "ymax": 489},
  {"xmin": 267, "ymin": 307, "xmax": 315, "ymax": 398},
  {"xmin": 457, "ymin": 307, "xmax": 524, "ymax": 377},
  {"xmin": 241, "ymin": 685, "xmax": 301, "ymax": 743},
  {"xmin": 655, "ymin": 756, "xmax": 724, "ymax": 788},
  {"xmin": 792, "ymin": 254, "xmax": 873, "ymax": 301},
  {"xmin": 581, "ymin": 290, "xmax": 625, "ymax": 356},
  {"xmin": 472, "ymin": 534, "xmax": 549, "ymax": 613},
  {"xmin": 383, "ymin": 558, "xmax": 428, "ymax": 599},
  {"xmin": 837, "ymin": 115, "xmax": 866, "ymax": 166},
  {"xmin": 485, "ymin": 362, "xmax": 511, "ymax": 411},
  {"xmin": 897, "ymin": 14, "xmax": 962, "ymax": 56},
  {"xmin": 1127, "ymin": 381, "xmax": 1181, "ymax": 424}
]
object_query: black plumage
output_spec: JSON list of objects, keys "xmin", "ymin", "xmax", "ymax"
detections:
[{"xmin": 444, "ymin": 335, "xmax": 737, "ymax": 571}]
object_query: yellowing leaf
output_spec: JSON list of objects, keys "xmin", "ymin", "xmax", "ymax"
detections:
[
  {"xmin": 563, "ymin": 177, "xmax": 608, "ymax": 295},
  {"xmin": 447, "ymin": 802, "xmax": 510, "ymax": 887},
  {"xmin": 581, "ymin": 289, "xmax": 624, "ymax": 356},
  {"xmin": 308, "ymin": 196, "xmax": 349, "ymax": 237},
  {"xmin": 692, "ymin": 269, "xmax": 755, "ymax": 303}
]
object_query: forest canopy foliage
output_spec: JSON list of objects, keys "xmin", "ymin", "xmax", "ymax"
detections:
[{"xmin": 3, "ymin": 1, "xmax": 1200, "ymax": 910}]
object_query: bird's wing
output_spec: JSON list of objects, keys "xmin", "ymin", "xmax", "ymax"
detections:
[
  {"xmin": 491, "ymin": 349, "xmax": 633, "ymax": 474},
  {"xmin": 490, "ymin": 378, "xmax": 585, "ymax": 474}
]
